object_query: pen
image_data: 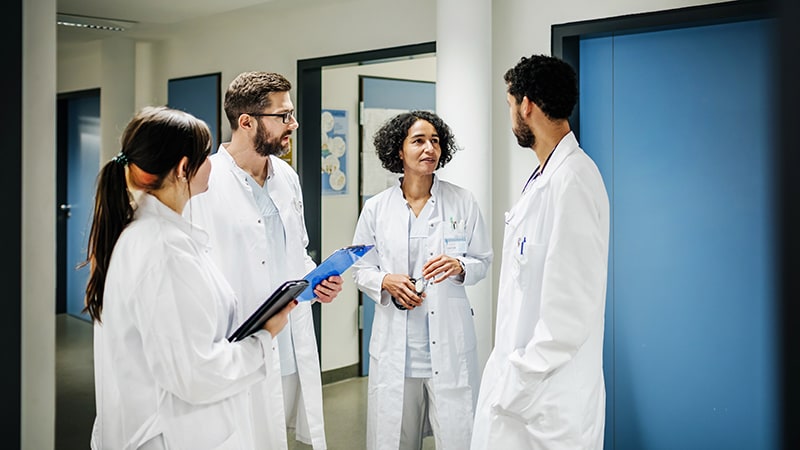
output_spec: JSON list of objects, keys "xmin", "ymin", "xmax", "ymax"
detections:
[{"xmin": 520, "ymin": 237, "xmax": 526, "ymax": 255}]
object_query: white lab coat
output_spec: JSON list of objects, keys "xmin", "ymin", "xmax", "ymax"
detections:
[
  {"xmin": 471, "ymin": 132, "xmax": 610, "ymax": 450},
  {"xmin": 91, "ymin": 194, "xmax": 274, "ymax": 450},
  {"xmin": 187, "ymin": 145, "xmax": 326, "ymax": 449},
  {"xmin": 352, "ymin": 176, "xmax": 493, "ymax": 450}
]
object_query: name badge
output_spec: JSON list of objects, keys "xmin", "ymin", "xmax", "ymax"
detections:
[{"xmin": 444, "ymin": 236, "xmax": 467, "ymax": 255}]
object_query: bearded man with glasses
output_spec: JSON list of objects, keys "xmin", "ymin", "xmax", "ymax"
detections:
[{"xmin": 187, "ymin": 71, "xmax": 342, "ymax": 450}]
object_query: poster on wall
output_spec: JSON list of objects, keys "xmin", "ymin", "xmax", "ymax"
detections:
[
  {"xmin": 321, "ymin": 109, "xmax": 348, "ymax": 195},
  {"xmin": 361, "ymin": 107, "xmax": 407, "ymax": 196}
]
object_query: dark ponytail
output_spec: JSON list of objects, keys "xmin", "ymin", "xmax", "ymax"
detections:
[{"xmin": 83, "ymin": 159, "xmax": 134, "ymax": 322}]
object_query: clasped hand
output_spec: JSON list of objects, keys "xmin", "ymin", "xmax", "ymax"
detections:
[{"xmin": 382, "ymin": 254, "xmax": 463, "ymax": 310}]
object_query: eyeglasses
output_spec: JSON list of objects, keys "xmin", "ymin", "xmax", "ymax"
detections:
[{"xmin": 247, "ymin": 110, "xmax": 295, "ymax": 124}]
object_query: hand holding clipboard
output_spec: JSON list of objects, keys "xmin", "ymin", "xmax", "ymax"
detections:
[
  {"xmin": 227, "ymin": 244, "xmax": 374, "ymax": 342},
  {"xmin": 296, "ymin": 244, "xmax": 374, "ymax": 301},
  {"xmin": 227, "ymin": 280, "xmax": 308, "ymax": 342}
]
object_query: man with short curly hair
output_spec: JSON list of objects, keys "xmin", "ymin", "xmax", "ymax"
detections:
[{"xmin": 471, "ymin": 55, "xmax": 610, "ymax": 449}]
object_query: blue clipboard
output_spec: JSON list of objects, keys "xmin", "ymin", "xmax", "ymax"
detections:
[{"xmin": 297, "ymin": 244, "xmax": 374, "ymax": 301}]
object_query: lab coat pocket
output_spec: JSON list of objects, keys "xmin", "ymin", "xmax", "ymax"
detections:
[
  {"xmin": 368, "ymin": 314, "xmax": 387, "ymax": 358},
  {"xmin": 486, "ymin": 411, "xmax": 536, "ymax": 450},
  {"xmin": 161, "ymin": 406, "xmax": 239, "ymax": 449},
  {"xmin": 446, "ymin": 295, "xmax": 477, "ymax": 354},
  {"xmin": 443, "ymin": 217, "xmax": 468, "ymax": 257},
  {"xmin": 512, "ymin": 243, "xmax": 547, "ymax": 294},
  {"xmin": 281, "ymin": 197, "xmax": 307, "ymax": 253}
]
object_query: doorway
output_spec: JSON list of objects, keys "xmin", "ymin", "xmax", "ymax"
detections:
[
  {"xmin": 56, "ymin": 89, "xmax": 100, "ymax": 320},
  {"xmin": 55, "ymin": 88, "xmax": 101, "ymax": 448},
  {"xmin": 356, "ymin": 75, "xmax": 436, "ymax": 376},
  {"xmin": 296, "ymin": 42, "xmax": 436, "ymax": 380}
]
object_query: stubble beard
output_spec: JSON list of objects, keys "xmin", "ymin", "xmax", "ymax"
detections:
[{"xmin": 512, "ymin": 110, "xmax": 535, "ymax": 149}]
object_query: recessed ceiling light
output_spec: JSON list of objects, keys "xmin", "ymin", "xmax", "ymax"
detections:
[{"xmin": 56, "ymin": 13, "xmax": 137, "ymax": 32}]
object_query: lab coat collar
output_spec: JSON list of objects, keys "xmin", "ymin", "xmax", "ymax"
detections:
[
  {"xmin": 396, "ymin": 173, "xmax": 441, "ymax": 203},
  {"xmin": 135, "ymin": 193, "xmax": 210, "ymax": 247},
  {"xmin": 530, "ymin": 131, "xmax": 579, "ymax": 190},
  {"xmin": 214, "ymin": 144, "xmax": 275, "ymax": 188}
]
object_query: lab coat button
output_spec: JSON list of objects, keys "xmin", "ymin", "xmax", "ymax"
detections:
[
  {"xmin": 432, "ymin": 341, "xmax": 436, "ymax": 344},
  {"xmin": 258, "ymin": 219, "xmax": 262, "ymax": 224},
  {"xmin": 261, "ymin": 260, "xmax": 266, "ymax": 265}
]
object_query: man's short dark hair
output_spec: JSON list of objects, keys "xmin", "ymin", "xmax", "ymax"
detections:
[
  {"xmin": 224, "ymin": 72, "xmax": 292, "ymax": 130},
  {"xmin": 373, "ymin": 110, "xmax": 458, "ymax": 174},
  {"xmin": 504, "ymin": 55, "xmax": 578, "ymax": 120}
]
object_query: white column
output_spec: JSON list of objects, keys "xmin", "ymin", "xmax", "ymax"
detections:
[
  {"xmin": 134, "ymin": 41, "xmax": 160, "ymax": 111},
  {"xmin": 101, "ymin": 38, "xmax": 136, "ymax": 161},
  {"xmin": 22, "ymin": 0, "xmax": 56, "ymax": 447},
  {"xmin": 436, "ymin": 0, "xmax": 493, "ymax": 369}
]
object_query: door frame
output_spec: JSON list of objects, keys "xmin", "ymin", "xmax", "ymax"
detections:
[
  {"xmin": 56, "ymin": 88, "xmax": 100, "ymax": 314},
  {"xmin": 296, "ymin": 41, "xmax": 436, "ymax": 366},
  {"xmin": 356, "ymin": 74, "xmax": 436, "ymax": 376},
  {"xmin": 550, "ymin": 1, "xmax": 776, "ymax": 447}
]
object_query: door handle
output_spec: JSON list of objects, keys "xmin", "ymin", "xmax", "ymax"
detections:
[{"xmin": 59, "ymin": 203, "xmax": 72, "ymax": 218}]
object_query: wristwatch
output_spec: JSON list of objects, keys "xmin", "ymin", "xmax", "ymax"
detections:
[{"xmin": 457, "ymin": 259, "xmax": 466, "ymax": 276}]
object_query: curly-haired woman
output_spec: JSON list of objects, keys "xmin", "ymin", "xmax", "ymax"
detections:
[{"xmin": 351, "ymin": 110, "xmax": 493, "ymax": 450}]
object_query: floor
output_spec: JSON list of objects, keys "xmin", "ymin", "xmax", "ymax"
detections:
[{"xmin": 55, "ymin": 314, "xmax": 434, "ymax": 450}]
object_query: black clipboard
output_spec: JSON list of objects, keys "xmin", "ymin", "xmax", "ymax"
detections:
[{"xmin": 227, "ymin": 279, "xmax": 310, "ymax": 342}]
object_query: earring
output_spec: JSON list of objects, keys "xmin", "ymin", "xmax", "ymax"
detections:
[{"xmin": 179, "ymin": 175, "xmax": 188, "ymax": 183}]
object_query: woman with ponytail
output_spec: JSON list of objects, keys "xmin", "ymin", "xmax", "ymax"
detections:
[{"xmin": 86, "ymin": 106, "xmax": 296, "ymax": 449}]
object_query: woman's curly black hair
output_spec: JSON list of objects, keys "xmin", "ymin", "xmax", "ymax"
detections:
[
  {"xmin": 504, "ymin": 54, "xmax": 578, "ymax": 120},
  {"xmin": 373, "ymin": 110, "xmax": 458, "ymax": 174}
]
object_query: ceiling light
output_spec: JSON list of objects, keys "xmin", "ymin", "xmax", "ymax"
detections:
[{"xmin": 56, "ymin": 13, "xmax": 137, "ymax": 32}]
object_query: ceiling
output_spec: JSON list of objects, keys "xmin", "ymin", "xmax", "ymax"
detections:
[{"xmin": 56, "ymin": 0, "xmax": 278, "ymax": 43}]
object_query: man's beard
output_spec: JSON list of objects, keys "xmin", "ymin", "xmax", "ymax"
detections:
[
  {"xmin": 254, "ymin": 122, "xmax": 290, "ymax": 157},
  {"xmin": 512, "ymin": 110, "xmax": 535, "ymax": 148}
]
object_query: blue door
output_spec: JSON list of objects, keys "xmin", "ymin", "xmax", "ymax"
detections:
[
  {"xmin": 168, "ymin": 73, "xmax": 221, "ymax": 152},
  {"xmin": 62, "ymin": 93, "xmax": 101, "ymax": 320},
  {"xmin": 580, "ymin": 19, "xmax": 777, "ymax": 449}
]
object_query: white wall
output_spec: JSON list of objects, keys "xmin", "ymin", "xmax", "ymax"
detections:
[
  {"xmin": 320, "ymin": 56, "xmax": 436, "ymax": 371},
  {"xmin": 52, "ymin": 0, "xmax": 721, "ymax": 386},
  {"xmin": 57, "ymin": 40, "xmax": 101, "ymax": 93},
  {"xmin": 140, "ymin": 0, "xmax": 437, "ymax": 142}
]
